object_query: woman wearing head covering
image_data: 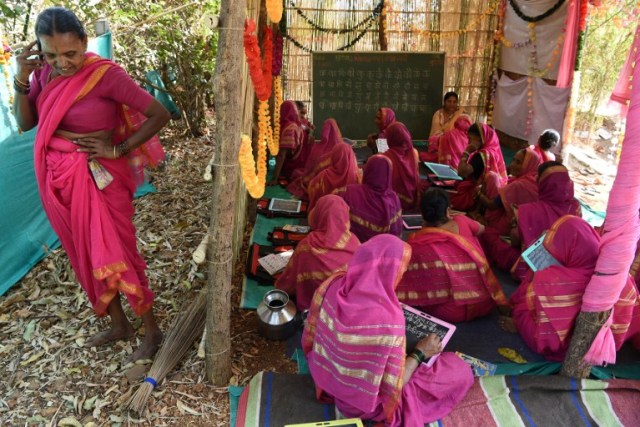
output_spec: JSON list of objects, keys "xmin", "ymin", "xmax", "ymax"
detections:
[
  {"xmin": 271, "ymin": 100, "xmax": 309, "ymax": 183},
  {"xmin": 397, "ymin": 188, "xmax": 508, "ymax": 322},
  {"xmin": 436, "ymin": 114, "xmax": 472, "ymax": 168},
  {"xmin": 303, "ymin": 234, "xmax": 473, "ymax": 427},
  {"xmin": 504, "ymin": 215, "xmax": 640, "ymax": 361},
  {"xmin": 366, "ymin": 107, "xmax": 397, "ymax": 153},
  {"xmin": 478, "ymin": 146, "xmax": 542, "ymax": 236},
  {"xmin": 334, "ymin": 155, "xmax": 402, "ymax": 242},
  {"xmin": 275, "ymin": 195, "xmax": 360, "ymax": 311},
  {"xmin": 383, "ymin": 121, "xmax": 420, "ymax": 210},
  {"xmin": 307, "ymin": 143, "xmax": 359, "ymax": 211},
  {"xmin": 451, "ymin": 123, "xmax": 508, "ymax": 212},
  {"xmin": 481, "ymin": 162, "xmax": 582, "ymax": 278},
  {"xmin": 287, "ymin": 118, "xmax": 343, "ymax": 199}
]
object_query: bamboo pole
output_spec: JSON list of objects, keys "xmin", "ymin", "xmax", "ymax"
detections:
[{"xmin": 205, "ymin": 0, "xmax": 246, "ymax": 385}]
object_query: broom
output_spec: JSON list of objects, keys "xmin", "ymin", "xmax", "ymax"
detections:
[{"xmin": 126, "ymin": 290, "xmax": 207, "ymax": 414}]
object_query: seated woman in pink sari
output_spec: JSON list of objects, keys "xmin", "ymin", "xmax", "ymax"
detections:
[
  {"xmin": 275, "ymin": 195, "xmax": 360, "ymax": 311},
  {"xmin": 533, "ymin": 129, "xmax": 559, "ymax": 163},
  {"xmin": 482, "ymin": 162, "xmax": 581, "ymax": 278},
  {"xmin": 478, "ymin": 146, "xmax": 541, "ymax": 236},
  {"xmin": 397, "ymin": 188, "xmax": 508, "ymax": 322},
  {"xmin": 286, "ymin": 118, "xmax": 343, "ymax": 199},
  {"xmin": 435, "ymin": 114, "xmax": 472, "ymax": 168},
  {"xmin": 383, "ymin": 121, "xmax": 420, "ymax": 210},
  {"xmin": 303, "ymin": 234, "xmax": 473, "ymax": 427},
  {"xmin": 13, "ymin": 7, "xmax": 170, "ymax": 361},
  {"xmin": 271, "ymin": 100, "xmax": 310, "ymax": 183},
  {"xmin": 366, "ymin": 107, "xmax": 396, "ymax": 153},
  {"xmin": 334, "ymin": 155, "xmax": 402, "ymax": 242},
  {"xmin": 429, "ymin": 92, "xmax": 465, "ymax": 137},
  {"xmin": 307, "ymin": 143, "xmax": 359, "ymax": 210},
  {"xmin": 451, "ymin": 123, "xmax": 507, "ymax": 212},
  {"xmin": 504, "ymin": 215, "xmax": 640, "ymax": 361}
]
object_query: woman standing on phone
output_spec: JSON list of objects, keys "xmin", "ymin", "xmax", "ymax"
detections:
[{"xmin": 13, "ymin": 7, "xmax": 170, "ymax": 362}]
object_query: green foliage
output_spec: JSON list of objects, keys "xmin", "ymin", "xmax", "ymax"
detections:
[
  {"xmin": 576, "ymin": 1, "xmax": 636, "ymax": 132},
  {"xmin": 2, "ymin": 0, "xmax": 221, "ymax": 136}
]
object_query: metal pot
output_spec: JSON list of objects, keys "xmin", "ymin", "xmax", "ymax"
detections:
[{"xmin": 257, "ymin": 289, "xmax": 298, "ymax": 341}]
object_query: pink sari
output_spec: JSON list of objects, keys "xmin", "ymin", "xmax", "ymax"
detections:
[
  {"xmin": 303, "ymin": 235, "xmax": 473, "ymax": 426},
  {"xmin": 485, "ymin": 146, "xmax": 541, "ymax": 235},
  {"xmin": 533, "ymin": 145, "xmax": 555, "ymax": 162},
  {"xmin": 383, "ymin": 122, "xmax": 420, "ymax": 210},
  {"xmin": 307, "ymin": 143, "xmax": 359, "ymax": 211},
  {"xmin": 437, "ymin": 115, "xmax": 472, "ymax": 168},
  {"xmin": 334, "ymin": 155, "xmax": 402, "ymax": 243},
  {"xmin": 287, "ymin": 118, "xmax": 342, "ymax": 199},
  {"xmin": 511, "ymin": 216, "xmax": 640, "ymax": 361},
  {"xmin": 275, "ymin": 195, "xmax": 359, "ymax": 310},
  {"xmin": 279, "ymin": 100, "xmax": 308, "ymax": 178},
  {"xmin": 397, "ymin": 225, "xmax": 508, "ymax": 323},
  {"xmin": 34, "ymin": 55, "xmax": 158, "ymax": 316},
  {"xmin": 378, "ymin": 107, "xmax": 396, "ymax": 138}
]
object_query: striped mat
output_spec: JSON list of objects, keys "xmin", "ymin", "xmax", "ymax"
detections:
[{"xmin": 234, "ymin": 372, "xmax": 640, "ymax": 427}]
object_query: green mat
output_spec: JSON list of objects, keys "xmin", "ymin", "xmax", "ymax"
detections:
[{"xmin": 240, "ymin": 183, "xmax": 301, "ymax": 310}]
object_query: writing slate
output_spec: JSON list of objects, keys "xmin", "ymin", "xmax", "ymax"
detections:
[
  {"xmin": 402, "ymin": 303, "xmax": 455, "ymax": 367},
  {"xmin": 312, "ymin": 52, "xmax": 445, "ymax": 141}
]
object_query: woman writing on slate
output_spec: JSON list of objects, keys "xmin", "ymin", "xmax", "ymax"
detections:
[
  {"xmin": 303, "ymin": 234, "xmax": 473, "ymax": 426},
  {"xmin": 396, "ymin": 188, "xmax": 508, "ymax": 322}
]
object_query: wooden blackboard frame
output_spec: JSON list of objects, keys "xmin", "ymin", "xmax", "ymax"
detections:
[{"xmin": 311, "ymin": 51, "xmax": 445, "ymax": 141}]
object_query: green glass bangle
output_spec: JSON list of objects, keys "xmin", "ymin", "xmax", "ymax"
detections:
[{"xmin": 410, "ymin": 349, "xmax": 426, "ymax": 364}]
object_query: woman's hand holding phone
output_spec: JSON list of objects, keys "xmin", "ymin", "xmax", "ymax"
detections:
[{"xmin": 15, "ymin": 40, "xmax": 44, "ymax": 82}]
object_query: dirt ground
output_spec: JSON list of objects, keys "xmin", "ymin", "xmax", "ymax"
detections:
[{"xmin": 0, "ymin": 133, "xmax": 295, "ymax": 426}]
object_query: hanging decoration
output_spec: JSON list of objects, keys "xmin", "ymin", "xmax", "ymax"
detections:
[
  {"xmin": 239, "ymin": 133, "xmax": 267, "ymax": 199},
  {"xmin": 266, "ymin": 0, "xmax": 284, "ymax": 24},
  {"xmin": 284, "ymin": 17, "xmax": 377, "ymax": 53},
  {"xmin": 574, "ymin": 0, "xmax": 589, "ymax": 70},
  {"xmin": 241, "ymin": 20, "xmax": 275, "ymax": 198},
  {"xmin": 288, "ymin": 1, "xmax": 383, "ymax": 34},
  {"xmin": 412, "ymin": 0, "xmax": 501, "ymax": 39},
  {"xmin": 508, "ymin": 0, "xmax": 566, "ymax": 22},
  {"xmin": 272, "ymin": 30, "xmax": 284, "ymax": 145},
  {"xmin": 1, "ymin": 40, "xmax": 13, "ymax": 108}
]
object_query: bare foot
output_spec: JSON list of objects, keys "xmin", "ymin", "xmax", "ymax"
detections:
[
  {"xmin": 85, "ymin": 324, "xmax": 135, "ymax": 348},
  {"xmin": 498, "ymin": 315, "xmax": 518, "ymax": 333},
  {"xmin": 125, "ymin": 330, "xmax": 164, "ymax": 364}
]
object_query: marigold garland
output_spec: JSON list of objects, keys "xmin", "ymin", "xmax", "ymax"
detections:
[
  {"xmin": 244, "ymin": 19, "xmax": 270, "ymax": 101},
  {"xmin": 266, "ymin": 0, "xmax": 283, "ymax": 24},
  {"xmin": 259, "ymin": 99, "xmax": 277, "ymax": 156},
  {"xmin": 239, "ymin": 133, "xmax": 267, "ymax": 199},
  {"xmin": 272, "ymin": 75, "xmax": 283, "ymax": 145},
  {"xmin": 1, "ymin": 40, "xmax": 13, "ymax": 108},
  {"xmin": 273, "ymin": 30, "xmax": 283, "ymax": 76},
  {"xmin": 262, "ymin": 28, "xmax": 273, "ymax": 98}
]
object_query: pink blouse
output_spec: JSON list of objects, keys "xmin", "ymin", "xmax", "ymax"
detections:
[{"xmin": 29, "ymin": 62, "xmax": 154, "ymax": 133}]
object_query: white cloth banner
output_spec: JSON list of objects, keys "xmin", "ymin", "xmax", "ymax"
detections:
[
  {"xmin": 500, "ymin": 0, "xmax": 568, "ymax": 80},
  {"xmin": 493, "ymin": 73, "xmax": 570, "ymax": 147}
]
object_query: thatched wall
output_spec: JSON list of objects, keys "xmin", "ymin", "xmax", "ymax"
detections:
[{"xmin": 281, "ymin": 0, "xmax": 499, "ymax": 122}]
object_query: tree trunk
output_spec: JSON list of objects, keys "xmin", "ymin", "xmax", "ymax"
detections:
[
  {"xmin": 205, "ymin": 0, "xmax": 246, "ymax": 386},
  {"xmin": 560, "ymin": 310, "xmax": 609, "ymax": 378}
]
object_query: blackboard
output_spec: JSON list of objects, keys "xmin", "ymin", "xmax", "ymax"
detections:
[
  {"xmin": 312, "ymin": 52, "xmax": 445, "ymax": 141},
  {"xmin": 402, "ymin": 303, "xmax": 456, "ymax": 367}
]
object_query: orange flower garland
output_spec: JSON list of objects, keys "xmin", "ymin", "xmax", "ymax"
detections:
[
  {"xmin": 266, "ymin": 0, "xmax": 283, "ymax": 24},
  {"xmin": 1, "ymin": 39, "xmax": 13, "ymax": 108},
  {"xmin": 239, "ymin": 133, "xmax": 267, "ymax": 198}
]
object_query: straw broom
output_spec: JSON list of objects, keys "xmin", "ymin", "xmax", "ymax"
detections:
[{"xmin": 126, "ymin": 290, "xmax": 207, "ymax": 414}]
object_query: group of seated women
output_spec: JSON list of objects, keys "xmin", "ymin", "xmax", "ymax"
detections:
[{"xmin": 264, "ymin": 97, "xmax": 640, "ymax": 424}]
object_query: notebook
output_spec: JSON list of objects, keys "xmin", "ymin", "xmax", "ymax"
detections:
[
  {"xmin": 376, "ymin": 138, "xmax": 389, "ymax": 153},
  {"xmin": 402, "ymin": 303, "xmax": 456, "ymax": 368},
  {"xmin": 423, "ymin": 162, "xmax": 463, "ymax": 181},
  {"xmin": 257, "ymin": 250, "xmax": 294, "ymax": 276},
  {"xmin": 521, "ymin": 232, "xmax": 561, "ymax": 272},
  {"xmin": 269, "ymin": 198, "xmax": 302, "ymax": 213},
  {"xmin": 402, "ymin": 214, "xmax": 424, "ymax": 230}
]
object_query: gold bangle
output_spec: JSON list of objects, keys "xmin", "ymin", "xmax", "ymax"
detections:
[
  {"xmin": 113, "ymin": 145, "xmax": 118, "ymax": 159},
  {"xmin": 14, "ymin": 76, "xmax": 29, "ymax": 88}
]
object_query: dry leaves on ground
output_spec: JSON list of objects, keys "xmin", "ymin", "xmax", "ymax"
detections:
[{"xmin": 0, "ymin": 131, "xmax": 299, "ymax": 427}]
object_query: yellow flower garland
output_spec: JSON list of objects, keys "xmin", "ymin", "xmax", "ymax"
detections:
[
  {"xmin": 266, "ymin": 0, "xmax": 283, "ymax": 23},
  {"xmin": 1, "ymin": 40, "xmax": 13, "ymax": 108},
  {"xmin": 272, "ymin": 75, "xmax": 282, "ymax": 151},
  {"xmin": 238, "ymin": 133, "xmax": 267, "ymax": 199},
  {"xmin": 259, "ymin": 99, "xmax": 277, "ymax": 156}
]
